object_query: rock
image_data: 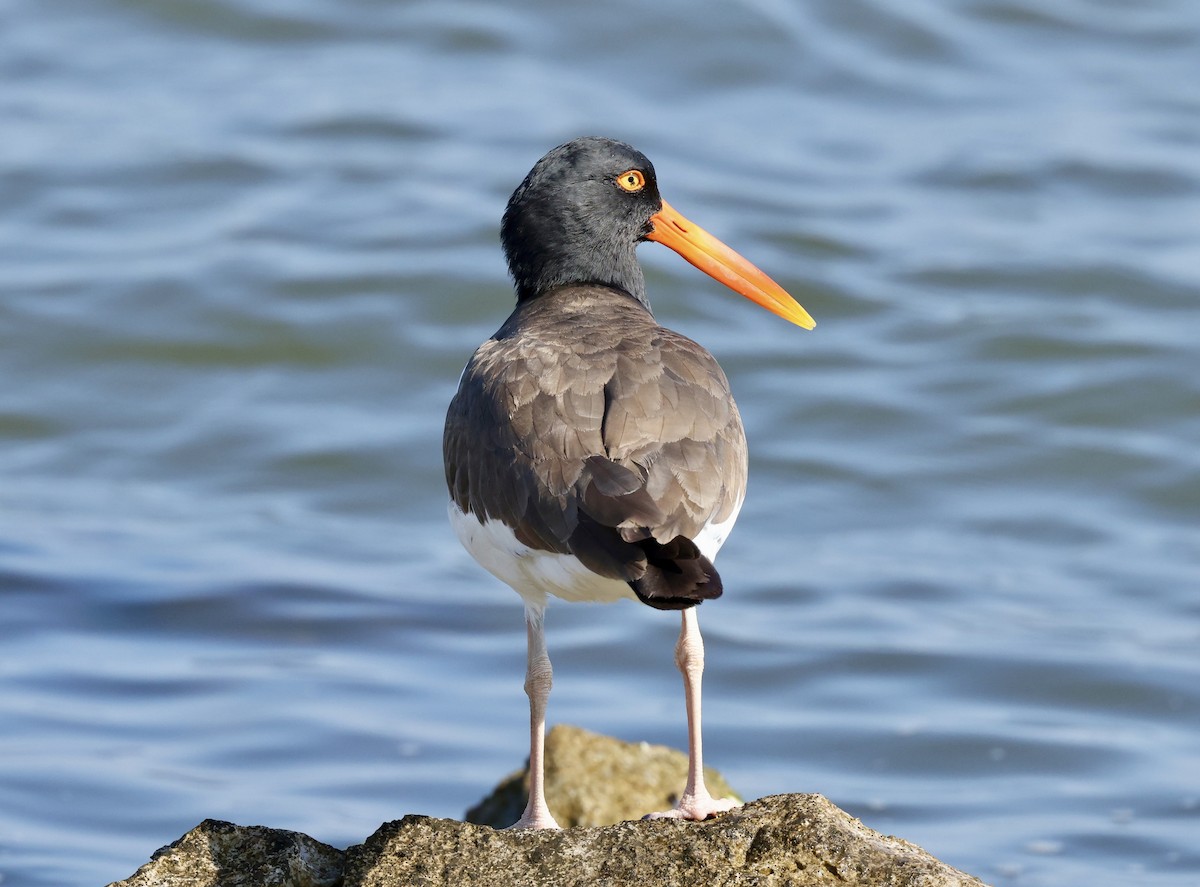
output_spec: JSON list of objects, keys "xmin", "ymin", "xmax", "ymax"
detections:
[
  {"xmin": 108, "ymin": 726, "xmax": 989, "ymax": 887},
  {"xmin": 467, "ymin": 723, "xmax": 741, "ymax": 827},
  {"xmin": 106, "ymin": 818, "xmax": 342, "ymax": 887},
  {"xmin": 345, "ymin": 795, "xmax": 987, "ymax": 887}
]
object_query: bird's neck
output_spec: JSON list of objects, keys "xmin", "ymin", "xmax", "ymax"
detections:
[{"xmin": 511, "ymin": 248, "xmax": 649, "ymax": 311}]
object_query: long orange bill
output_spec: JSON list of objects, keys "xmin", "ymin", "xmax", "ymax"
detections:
[{"xmin": 646, "ymin": 199, "xmax": 815, "ymax": 330}]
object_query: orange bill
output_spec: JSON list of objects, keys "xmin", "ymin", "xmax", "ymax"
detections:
[{"xmin": 646, "ymin": 200, "xmax": 815, "ymax": 330}]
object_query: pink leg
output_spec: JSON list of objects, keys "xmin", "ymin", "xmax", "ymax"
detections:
[
  {"xmin": 646, "ymin": 607, "xmax": 740, "ymax": 820},
  {"xmin": 508, "ymin": 606, "xmax": 561, "ymax": 829}
]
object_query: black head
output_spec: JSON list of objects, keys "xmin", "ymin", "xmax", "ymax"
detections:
[
  {"xmin": 499, "ymin": 138, "xmax": 817, "ymax": 330},
  {"xmin": 502, "ymin": 137, "xmax": 662, "ymax": 307}
]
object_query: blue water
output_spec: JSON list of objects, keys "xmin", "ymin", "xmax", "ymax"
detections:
[{"xmin": 2, "ymin": 1, "xmax": 1198, "ymax": 885}]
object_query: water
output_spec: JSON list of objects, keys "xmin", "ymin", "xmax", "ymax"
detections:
[{"xmin": 2, "ymin": 1, "xmax": 1198, "ymax": 884}]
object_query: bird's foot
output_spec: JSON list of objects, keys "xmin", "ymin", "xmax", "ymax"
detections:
[
  {"xmin": 643, "ymin": 788, "xmax": 741, "ymax": 821},
  {"xmin": 506, "ymin": 804, "xmax": 561, "ymax": 830}
]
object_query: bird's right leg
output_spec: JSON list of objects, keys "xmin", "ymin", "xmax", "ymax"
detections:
[{"xmin": 645, "ymin": 606, "xmax": 740, "ymax": 821}]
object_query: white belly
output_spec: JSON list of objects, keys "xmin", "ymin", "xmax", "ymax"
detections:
[{"xmin": 448, "ymin": 498, "xmax": 742, "ymax": 609}]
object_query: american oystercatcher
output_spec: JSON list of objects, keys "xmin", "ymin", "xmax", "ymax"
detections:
[{"xmin": 444, "ymin": 137, "xmax": 814, "ymax": 829}]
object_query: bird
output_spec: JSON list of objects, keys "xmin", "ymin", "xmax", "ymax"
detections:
[{"xmin": 443, "ymin": 137, "xmax": 814, "ymax": 829}]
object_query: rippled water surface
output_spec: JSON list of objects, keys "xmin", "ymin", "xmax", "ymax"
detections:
[{"xmin": 3, "ymin": 1, "xmax": 1199, "ymax": 885}]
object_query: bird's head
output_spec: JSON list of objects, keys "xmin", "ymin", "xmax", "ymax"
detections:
[{"xmin": 501, "ymin": 137, "xmax": 814, "ymax": 329}]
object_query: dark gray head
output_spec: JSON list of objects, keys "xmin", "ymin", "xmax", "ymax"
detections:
[
  {"xmin": 499, "ymin": 137, "xmax": 817, "ymax": 330},
  {"xmin": 501, "ymin": 137, "xmax": 662, "ymax": 307}
]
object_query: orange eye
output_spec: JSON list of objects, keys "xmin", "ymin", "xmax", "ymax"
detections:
[{"xmin": 616, "ymin": 169, "xmax": 646, "ymax": 193}]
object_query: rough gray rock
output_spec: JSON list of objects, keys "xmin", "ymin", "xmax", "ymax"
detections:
[
  {"xmin": 106, "ymin": 818, "xmax": 342, "ymax": 887},
  {"xmin": 108, "ymin": 726, "xmax": 989, "ymax": 887},
  {"xmin": 348, "ymin": 794, "xmax": 987, "ymax": 887}
]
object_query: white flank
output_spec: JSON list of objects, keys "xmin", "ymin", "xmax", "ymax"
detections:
[
  {"xmin": 449, "ymin": 503, "xmax": 634, "ymax": 608},
  {"xmin": 449, "ymin": 496, "xmax": 744, "ymax": 608},
  {"xmin": 692, "ymin": 495, "xmax": 743, "ymax": 562}
]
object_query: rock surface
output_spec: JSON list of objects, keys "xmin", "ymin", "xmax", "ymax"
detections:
[
  {"xmin": 348, "ymin": 794, "xmax": 987, "ymax": 887},
  {"xmin": 108, "ymin": 726, "xmax": 989, "ymax": 887},
  {"xmin": 108, "ymin": 818, "xmax": 342, "ymax": 887}
]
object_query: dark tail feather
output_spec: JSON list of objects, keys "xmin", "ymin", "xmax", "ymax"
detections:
[{"xmin": 628, "ymin": 535, "xmax": 723, "ymax": 611}]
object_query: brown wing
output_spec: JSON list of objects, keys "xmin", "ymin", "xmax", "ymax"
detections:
[{"xmin": 443, "ymin": 286, "xmax": 747, "ymax": 608}]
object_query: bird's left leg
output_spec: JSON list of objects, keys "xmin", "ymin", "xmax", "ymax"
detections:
[
  {"xmin": 509, "ymin": 604, "xmax": 561, "ymax": 829},
  {"xmin": 646, "ymin": 606, "xmax": 741, "ymax": 820}
]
